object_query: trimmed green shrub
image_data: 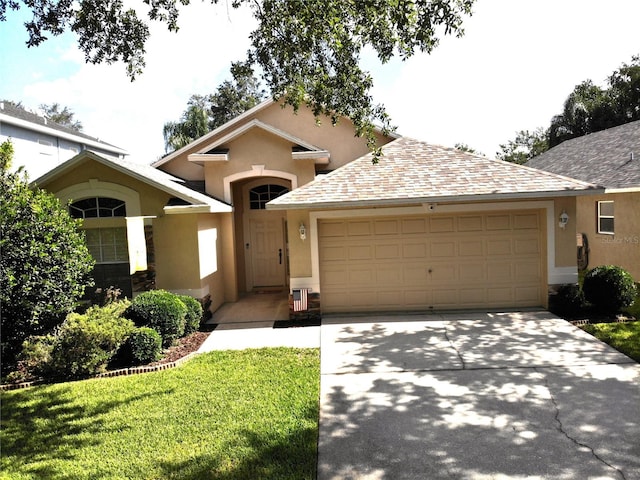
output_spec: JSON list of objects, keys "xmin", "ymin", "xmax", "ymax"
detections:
[
  {"xmin": 550, "ymin": 284, "xmax": 586, "ymax": 318},
  {"xmin": 6, "ymin": 334, "xmax": 57, "ymax": 383},
  {"xmin": 48, "ymin": 304, "xmax": 134, "ymax": 380},
  {"xmin": 179, "ymin": 295, "xmax": 204, "ymax": 335},
  {"xmin": 121, "ymin": 327, "xmax": 163, "ymax": 365},
  {"xmin": 125, "ymin": 290, "xmax": 187, "ymax": 347},
  {"xmin": 583, "ymin": 265, "xmax": 637, "ymax": 314}
]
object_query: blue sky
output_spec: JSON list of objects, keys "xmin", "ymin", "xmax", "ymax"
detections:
[{"xmin": 1, "ymin": 0, "xmax": 639, "ymax": 162}]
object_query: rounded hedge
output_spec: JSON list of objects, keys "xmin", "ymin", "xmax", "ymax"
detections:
[
  {"xmin": 125, "ymin": 290, "xmax": 187, "ymax": 347},
  {"xmin": 122, "ymin": 327, "xmax": 162, "ymax": 365},
  {"xmin": 179, "ymin": 295, "xmax": 204, "ymax": 335},
  {"xmin": 583, "ymin": 265, "xmax": 637, "ymax": 314}
]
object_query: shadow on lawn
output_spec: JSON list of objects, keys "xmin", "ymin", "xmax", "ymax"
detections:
[
  {"xmin": 1, "ymin": 385, "xmax": 169, "ymax": 479},
  {"xmin": 318, "ymin": 314, "xmax": 640, "ymax": 480},
  {"xmin": 156, "ymin": 405, "xmax": 319, "ymax": 480}
]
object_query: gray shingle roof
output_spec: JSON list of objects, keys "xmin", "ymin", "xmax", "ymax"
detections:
[
  {"xmin": 526, "ymin": 120, "xmax": 640, "ymax": 189},
  {"xmin": 0, "ymin": 101, "xmax": 125, "ymax": 152},
  {"xmin": 268, "ymin": 137, "xmax": 600, "ymax": 209}
]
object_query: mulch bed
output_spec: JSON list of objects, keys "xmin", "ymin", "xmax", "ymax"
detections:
[{"xmin": 149, "ymin": 331, "xmax": 211, "ymax": 365}]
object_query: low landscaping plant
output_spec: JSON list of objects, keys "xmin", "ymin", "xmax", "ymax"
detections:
[
  {"xmin": 119, "ymin": 327, "xmax": 163, "ymax": 365},
  {"xmin": 179, "ymin": 294, "xmax": 204, "ymax": 335},
  {"xmin": 583, "ymin": 265, "xmax": 637, "ymax": 314},
  {"xmin": 48, "ymin": 304, "xmax": 134, "ymax": 380},
  {"xmin": 125, "ymin": 290, "xmax": 188, "ymax": 347}
]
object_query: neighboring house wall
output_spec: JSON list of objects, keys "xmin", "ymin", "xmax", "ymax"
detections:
[
  {"xmin": 576, "ymin": 191, "xmax": 640, "ymax": 280},
  {"xmin": 1, "ymin": 109, "xmax": 126, "ymax": 180}
]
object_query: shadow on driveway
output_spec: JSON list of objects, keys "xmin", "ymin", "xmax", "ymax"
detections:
[{"xmin": 318, "ymin": 311, "xmax": 640, "ymax": 480}]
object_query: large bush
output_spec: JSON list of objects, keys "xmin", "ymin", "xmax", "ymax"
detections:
[
  {"xmin": 48, "ymin": 303, "xmax": 134, "ymax": 379},
  {"xmin": 125, "ymin": 290, "xmax": 187, "ymax": 347},
  {"xmin": 179, "ymin": 295, "xmax": 204, "ymax": 335},
  {"xmin": 119, "ymin": 327, "xmax": 163, "ymax": 365},
  {"xmin": 0, "ymin": 140, "xmax": 94, "ymax": 376},
  {"xmin": 583, "ymin": 265, "xmax": 637, "ymax": 314},
  {"xmin": 10, "ymin": 302, "xmax": 133, "ymax": 381}
]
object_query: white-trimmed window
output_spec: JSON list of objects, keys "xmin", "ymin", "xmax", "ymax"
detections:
[
  {"xmin": 597, "ymin": 201, "xmax": 614, "ymax": 234},
  {"xmin": 249, "ymin": 184, "xmax": 289, "ymax": 209},
  {"xmin": 84, "ymin": 228, "xmax": 129, "ymax": 263}
]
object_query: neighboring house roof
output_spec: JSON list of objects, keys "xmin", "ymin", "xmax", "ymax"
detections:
[
  {"xmin": 526, "ymin": 120, "xmax": 640, "ymax": 191},
  {"xmin": 0, "ymin": 101, "xmax": 128, "ymax": 156},
  {"xmin": 268, "ymin": 137, "xmax": 602, "ymax": 210},
  {"xmin": 33, "ymin": 151, "xmax": 232, "ymax": 213}
]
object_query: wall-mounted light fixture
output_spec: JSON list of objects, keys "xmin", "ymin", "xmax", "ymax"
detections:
[
  {"xmin": 559, "ymin": 210, "xmax": 569, "ymax": 229},
  {"xmin": 299, "ymin": 222, "xmax": 307, "ymax": 241}
]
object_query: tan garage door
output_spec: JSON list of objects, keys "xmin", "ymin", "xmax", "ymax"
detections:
[{"xmin": 319, "ymin": 211, "xmax": 545, "ymax": 313}]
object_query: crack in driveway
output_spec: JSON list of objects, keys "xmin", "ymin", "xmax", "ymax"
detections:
[
  {"xmin": 536, "ymin": 367, "xmax": 627, "ymax": 480},
  {"xmin": 443, "ymin": 324, "xmax": 466, "ymax": 370}
]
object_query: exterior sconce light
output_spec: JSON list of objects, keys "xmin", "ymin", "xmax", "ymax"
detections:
[
  {"xmin": 559, "ymin": 211, "xmax": 569, "ymax": 229},
  {"xmin": 299, "ymin": 222, "xmax": 307, "ymax": 241}
]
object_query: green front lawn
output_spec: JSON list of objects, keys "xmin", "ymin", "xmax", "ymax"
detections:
[
  {"xmin": 581, "ymin": 321, "xmax": 640, "ymax": 362},
  {"xmin": 1, "ymin": 348, "xmax": 320, "ymax": 480}
]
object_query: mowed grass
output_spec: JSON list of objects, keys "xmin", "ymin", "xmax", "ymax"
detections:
[
  {"xmin": 1, "ymin": 348, "xmax": 320, "ymax": 480},
  {"xmin": 581, "ymin": 321, "xmax": 640, "ymax": 362}
]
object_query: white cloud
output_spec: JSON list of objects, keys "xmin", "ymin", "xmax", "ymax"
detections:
[{"xmin": 23, "ymin": 2, "xmax": 257, "ymax": 163}]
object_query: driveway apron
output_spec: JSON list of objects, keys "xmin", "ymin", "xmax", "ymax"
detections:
[{"xmin": 318, "ymin": 311, "xmax": 640, "ymax": 480}]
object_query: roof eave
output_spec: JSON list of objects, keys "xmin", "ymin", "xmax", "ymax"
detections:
[{"xmin": 266, "ymin": 187, "xmax": 606, "ymax": 210}]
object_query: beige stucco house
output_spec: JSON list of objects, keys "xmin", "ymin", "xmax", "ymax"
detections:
[
  {"xmin": 34, "ymin": 99, "xmax": 603, "ymax": 318},
  {"xmin": 527, "ymin": 120, "xmax": 640, "ymax": 281}
]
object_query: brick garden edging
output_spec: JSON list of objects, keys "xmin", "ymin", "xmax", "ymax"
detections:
[{"xmin": 0, "ymin": 351, "xmax": 201, "ymax": 391}]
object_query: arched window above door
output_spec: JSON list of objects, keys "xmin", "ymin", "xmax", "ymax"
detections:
[
  {"xmin": 249, "ymin": 184, "xmax": 289, "ymax": 210},
  {"xmin": 69, "ymin": 197, "xmax": 126, "ymax": 219}
]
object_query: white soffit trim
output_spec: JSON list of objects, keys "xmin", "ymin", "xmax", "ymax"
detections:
[
  {"xmin": 188, "ymin": 152, "xmax": 230, "ymax": 164},
  {"xmin": 292, "ymin": 150, "xmax": 331, "ymax": 164},
  {"xmin": 604, "ymin": 186, "xmax": 640, "ymax": 194},
  {"xmin": 164, "ymin": 204, "xmax": 232, "ymax": 214}
]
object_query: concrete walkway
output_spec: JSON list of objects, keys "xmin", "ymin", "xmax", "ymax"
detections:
[{"xmin": 319, "ymin": 311, "xmax": 640, "ymax": 480}]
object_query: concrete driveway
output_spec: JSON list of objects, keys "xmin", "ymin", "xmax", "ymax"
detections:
[{"xmin": 318, "ymin": 311, "xmax": 640, "ymax": 480}]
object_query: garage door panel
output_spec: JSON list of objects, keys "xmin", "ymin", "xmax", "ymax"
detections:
[
  {"xmin": 514, "ymin": 238, "xmax": 540, "ymax": 254},
  {"xmin": 376, "ymin": 244, "xmax": 401, "ymax": 259},
  {"xmin": 347, "ymin": 221, "xmax": 372, "ymax": 236},
  {"xmin": 458, "ymin": 215, "xmax": 483, "ymax": 231},
  {"xmin": 487, "ymin": 215, "xmax": 511, "ymax": 230},
  {"xmin": 430, "ymin": 217, "xmax": 455, "ymax": 232},
  {"xmin": 459, "ymin": 240, "xmax": 483, "ymax": 256},
  {"xmin": 348, "ymin": 245, "xmax": 372, "ymax": 260},
  {"xmin": 431, "ymin": 241, "xmax": 456, "ymax": 257},
  {"xmin": 487, "ymin": 239, "xmax": 512, "ymax": 255},
  {"xmin": 319, "ymin": 211, "xmax": 544, "ymax": 313},
  {"xmin": 403, "ymin": 243, "xmax": 427, "ymax": 259},
  {"xmin": 459, "ymin": 263, "xmax": 485, "ymax": 281},
  {"xmin": 402, "ymin": 218, "xmax": 427, "ymax": 234},
  {"xmin": 374, "ymin": 219, "xmax": 399, "ymax": 235}
]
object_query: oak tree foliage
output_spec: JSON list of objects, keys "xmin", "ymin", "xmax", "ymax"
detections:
[{"xmin": 2, "ymin": 0, "xmax": 475, "ymax": 154}]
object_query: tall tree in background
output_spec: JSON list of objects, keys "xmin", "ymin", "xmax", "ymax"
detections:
[
  {"xmin": 496, "ymin": 128, "xmax": 548, "ymax": 164},
  {"xmin": 163, "ymin": 96, "xmax": 210, "ymax": 153},
  {"xmin": 209, "ymin": 60, "xmax": 266, "ymax": 129},
  {"xmin": 163, "ymin": 61, "xmax": 266, "ymax": 153},
  {"xmin": 2, "ymin": 0, "xmax": 475, "ymax": 154},
  {"xmin": 40, "ymin": 103, "xmax": 83, "ymax": 131},
  {"xmin": 498, "ymin": 55, "xmax": 640, "ymax": 161}
]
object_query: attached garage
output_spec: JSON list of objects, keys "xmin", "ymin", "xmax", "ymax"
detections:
[
  {"xmin": 318, "ymin": 210, "xmax": 545, "ymax": 313},
  {"xmin": 268, "ymin": 137, "xmax": 603, "ymax": 318}
]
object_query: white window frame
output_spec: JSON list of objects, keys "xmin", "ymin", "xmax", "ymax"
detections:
[{"xmin": 597, "ymin": 200, "xmax": 614, "ymax": 235}]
